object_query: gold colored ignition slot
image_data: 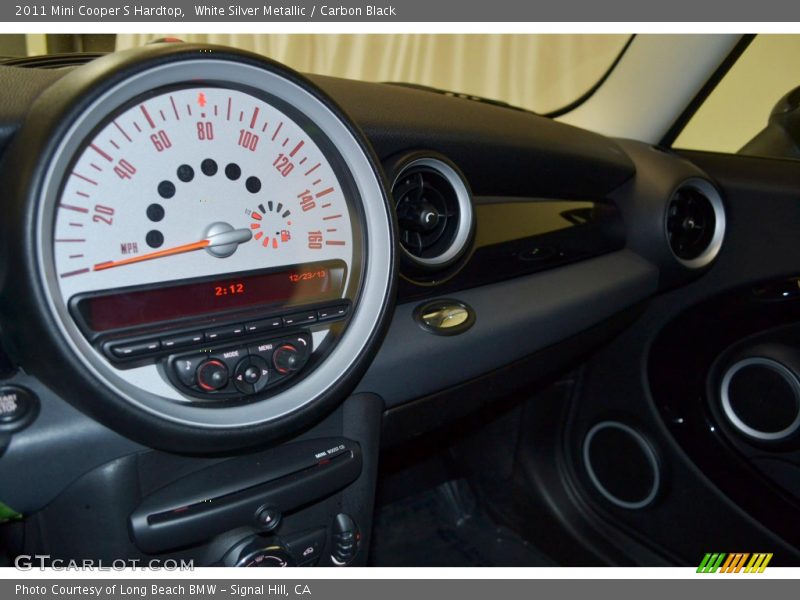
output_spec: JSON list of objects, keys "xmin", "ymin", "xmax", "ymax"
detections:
[
  {"xmin": 421, "ymin": 306, "xmax": 470, "ymax": 330},
  {"xmin": 414, "ymin": 299, "xmax": 475, "ymax": 336}
]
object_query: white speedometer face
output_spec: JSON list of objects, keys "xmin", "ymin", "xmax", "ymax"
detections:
[
  {"xmin": 28, "ymin": 54, "xmax": 392, "ymax": 438},
  {"xmin": 54, "ymin": 86, "xmax": 355, "ymax": 302}
]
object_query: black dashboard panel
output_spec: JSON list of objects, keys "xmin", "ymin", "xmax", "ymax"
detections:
[
  {"xmin": 7, "ymin": 40, "xmax": 800, "ymax": 571},
  {"xmin": 0, "ymin": 51, "xmax": 698, "ymax": 455},
  {"xmin": 307, "ymin": 74, "xmax": 636, "ymax": 199},
  {"xmin": 0, "ymin": 66, "xmax": 67, "ymax": 155},
  {"xmin": 358, "ymin": 249, "xmax": 657, "ymax": 409},
  {"xmin": 397, "ymin": 199, "xmax": 625, "ymax": 302},
  {"xmin": 0, "ymin": 47, "xmax": 731, "ymax": 566}
]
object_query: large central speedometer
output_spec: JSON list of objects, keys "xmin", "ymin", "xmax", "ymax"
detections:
[
  {"xmin": 54, "ymin": 85, "xmax": 356, "ymax": 304},
  {"xmin": 1, "ymin": 45, "xmax": 395, "ymax": 452}
]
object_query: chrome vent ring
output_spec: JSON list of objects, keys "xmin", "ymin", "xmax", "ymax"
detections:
[
  {"xmin": 391, "ymin": 157, "xmax": 474, "ymax": 269},
  {"xmin": 665, "ymin": 178, "xmax": 726, "ymax": 269}
]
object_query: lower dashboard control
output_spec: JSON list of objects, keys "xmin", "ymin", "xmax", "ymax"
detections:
[
  {"xmin": 254, "ymin": 505, "xmax": 282, "ymax": 532},
  {"xmin": 99, "ymin": 301, "xmax": 349, "ymax": 366},
  {"xmin": 109, "ymin": 339, "xmax": 161, "ymax": 358},
  {"xmin": 220, "ymin": 529, "xmax": 328, "ymax": 568},
  {"xmin": 0, "ymin": 386, "xmax": 38, "ymax": 433},
  {"xmin": 0, "ymin": 387, "xmax": 32, "ymax": 425},
  {"xmin": 284, "ymin": 528, "xmax": 327, "ymax": 566},
  {"xmin": 234, "ymin": 545, "xmax": 295, "ymax": 568},
  {"xmin": 233, "ymin": 356, "xmax": 270, "ymax": 394},
  {"xmin": 273, "ymin": 344, "xmax": 302, "ymax": 374},
  {"xmin": 236, "ymin": 546, "xmax": 295, "ymax": 567},
  {"xmin": 196, "ymin": 359, "xmax": 229, "ymax": 392},
  {"xmin": 167, "ymin": 332, "xmax": 312, "ymax": 399},
  {"xmin": 330, "ymin": 513, "xmax": 360, "ymax": 566}
]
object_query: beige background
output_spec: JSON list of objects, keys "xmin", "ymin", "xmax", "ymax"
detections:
[
  {"xmin": 674, "ymin": 35, "xmax": 800, "ymax": 153},
  {"xmin": 115, "ymin": 33, "xmax": 629, "ymax": 115},
  {"xmin": 4, "ymin": 33, "xmax": 796, "ymax": 153}
]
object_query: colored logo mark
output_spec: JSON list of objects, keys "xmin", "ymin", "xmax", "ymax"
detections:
[{"xmin": 697, "ymin": 552, "xmax": 773, "ymax": 573}]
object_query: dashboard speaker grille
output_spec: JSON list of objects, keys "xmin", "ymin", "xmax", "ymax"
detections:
[
  {"xmin": 583, "ymin": 421, "xmax": 660, "ymax": 510},
  {"xmin": 720, "ymin": 356, "xmax": 800, "ymax": 442}
]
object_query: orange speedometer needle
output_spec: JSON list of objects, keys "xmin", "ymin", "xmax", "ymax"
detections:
[
  {"xmin": 93, "ymin": 226, "xmax": 252, "ymax": 271},
  {"xmin": 93, "ymin": 239, "xmax": 211, "ymax": 271}
]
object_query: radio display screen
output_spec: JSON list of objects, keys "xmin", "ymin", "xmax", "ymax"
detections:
[{"xmin": 74, "ymin": 261, "xmax": 346, "ymax": 332}]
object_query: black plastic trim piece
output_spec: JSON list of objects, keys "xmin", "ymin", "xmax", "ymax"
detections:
[
  {"xmin": 397, "ymin": 198, "xmax": 625, "ymax": 302},
  {"xmin": 307, "ymin": 73, "xmax": 636, "ymax": 200},
  {"xmin": 0, "ymin": 370, "xmax": 144, "ymax": 514},
  {"xmin": 381, "ymin": 303, "xmax": 647, "ymax": 447},
  {"xmin": 359, "ymin": 250, "xmax": 658, "ymax": 410},
  {"xmin": 129, "ymin": 437, "xmax": 362, "ymax": 553},
  {"xmin": 0, "ymin": 336, "xmax": 16, "ymax": 379}
]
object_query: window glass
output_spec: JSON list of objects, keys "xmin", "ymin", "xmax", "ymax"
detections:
[
  {"xmin": 674, "ymin": 35, "xmax": 800, "ymax": 155},
  {"xmin": 115, "ymin": 34, "xmax": 631, "ymax": 115}
]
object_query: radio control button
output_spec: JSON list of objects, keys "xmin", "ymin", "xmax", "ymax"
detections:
[
  {"xmin": 196, "ymin": 359, "xmax": 229, "ymax": 391},
  {"xmin": 205, "ymin": 324, "xmax": 245, "ymax": 342},
  {"xmin": 282, "ymin": 311, "xmax": 317, "ymax": 327},
  {"xmin": 244, "ymin": 365, "xmax": 261, "ymax": 384},
  {"xmin": 162, "ymin": 332, "xmax": 204, "ymax": 349},
  {"xmin": 232, "ymin": 371, "xmax": 254, "ymax": 395},
  {"xmin": 244, "ymin": 317, "xmax": 283, "ymax": 334},
  {"xmin": 287, "ymin": 334, "xmax": 311, "ymax": 360},
  {"xmin": 273, "ymin": 344, "xmax": 301, "ymax": 374},
  {"xmin": 172, "ymin": 354, "xmax": 207, "ymax": 387},
  {"xmin": 317, "ymin": 305, "xmax": 349, "ymax": 321},
  {"xmin": 233, "ymin": 356, "xmax": 270, "ymax": 394},
  {"xmin": 249, "ymin": 334, "xmax": 310, "ymax": 377},
  {"xmin": 109, "ymin": 339, "xmax": 161, "ymax": 358}
]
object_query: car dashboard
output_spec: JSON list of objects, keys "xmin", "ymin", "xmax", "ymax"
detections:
[{"xmin": 0, "ymin": 44, "xmax": 738, "ymax": 567}]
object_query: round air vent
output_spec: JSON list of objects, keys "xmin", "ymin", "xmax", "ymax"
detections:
[
  {"xmin": 391, "ymin": 157, "xmax": 474, "ymax": 269},
  {"xmin": 665, "ymin": 178, "xmax": 725, "ymax": 268}
]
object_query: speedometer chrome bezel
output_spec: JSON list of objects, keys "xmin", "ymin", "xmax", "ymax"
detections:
[{"xmin": 9, "ymin": 45, "xmax": 395, "ymax": 449}]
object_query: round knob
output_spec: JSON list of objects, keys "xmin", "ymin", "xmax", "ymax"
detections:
[
  {"xmin": 196, "ymin": 359, "xmax": 229, "ymax": 391},
  {"xmin": 399, "ymin": 201, "xmax": 440, "ymax": 233},
  {"xmin": 416, "ymin": 203, "xmax": 440, "ymax": 232},
  {"xmin": 244, "ymin": 365, "xmax": 261, "ymax": 384},
  {"xmin": 273, "ymin": 344, "xmax": 301, "ymax": 375},
  {"xmin": 254, "ymin": 505, "xmax": 282, "ymax": 532}
]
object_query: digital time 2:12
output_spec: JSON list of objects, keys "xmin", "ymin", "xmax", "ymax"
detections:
[{"xmin": 215, "ymin": 283, "xmax": 245, "ymax": 296}]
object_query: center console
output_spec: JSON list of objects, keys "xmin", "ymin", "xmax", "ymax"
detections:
[{"xmin": 14, "ymin": 393, "xmax": 382, "ymax": 567}]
